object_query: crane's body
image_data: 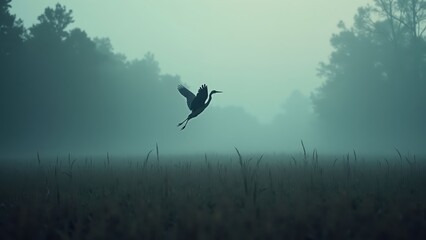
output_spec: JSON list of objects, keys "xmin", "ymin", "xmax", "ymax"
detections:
[{"xmin": 177, "ymin": 84, "xmax": 222, "ymax": 130}]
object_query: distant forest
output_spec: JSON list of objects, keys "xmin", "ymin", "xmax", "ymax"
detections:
[{"xmin": 1, "ymin": 0, "xmax": 425, "ymax": 156}]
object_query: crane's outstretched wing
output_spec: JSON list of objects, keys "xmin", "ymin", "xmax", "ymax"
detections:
[
  {"xmin": 178, "ymin": 85, "xmax": 195, "ymax": 110},
  {"xmin": 190, "ymin": 84, "xmax": 208, "ymax": 110}
]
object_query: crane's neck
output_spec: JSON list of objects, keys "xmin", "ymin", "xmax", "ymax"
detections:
[{"xmin": 205, "ymin": 91, "xmax": 214, "ymax": 108}]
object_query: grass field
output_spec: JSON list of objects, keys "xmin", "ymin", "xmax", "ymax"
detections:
[{"xmin": 0, "ymin": 148, "xmax": 425, "ymax": 239}]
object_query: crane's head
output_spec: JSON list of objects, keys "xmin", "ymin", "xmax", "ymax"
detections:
[{"xmin": 211, "ymin": 90, "xmax": 222, "ymax": 95}]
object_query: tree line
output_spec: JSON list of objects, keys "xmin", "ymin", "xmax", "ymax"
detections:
[{"xmin": 0, "ymin": 2, "xmax": 188, "ymax": 155}]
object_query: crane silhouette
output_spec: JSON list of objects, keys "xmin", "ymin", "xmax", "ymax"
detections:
[{"xmin": 177, "ymin": 84, "xmax": 222, "ymax": 130}]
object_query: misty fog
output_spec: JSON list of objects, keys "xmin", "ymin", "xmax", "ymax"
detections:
[{"xmin": 1, "ymin": 0, "xmax": 426, "ymax": 157}]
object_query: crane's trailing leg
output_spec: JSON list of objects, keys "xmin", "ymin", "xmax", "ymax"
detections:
[
  {"xmin": 181, "ymin": 119, "xmax": 190, "ymax": 130},
  {"xmin": 177, "ymin": 118, "xmax": 187, "ymax": 127},
  {"xmin": 177, "ymin": 117, "xmax": 190, "ymax": 130}
]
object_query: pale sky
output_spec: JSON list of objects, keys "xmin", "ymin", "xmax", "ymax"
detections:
[{"xmin": 11, "ymin": 0, "xmax": 371, "ymax": 123}]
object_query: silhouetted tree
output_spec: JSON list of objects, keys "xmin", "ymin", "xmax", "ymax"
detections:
[
  {"xmin": 0, "ymin": 0, "xmax": 25, "ymax": 151},
  {"xmin": 0, "ymin": 0, "xmax": 24, "ymax": 58},
  {"xmin": 29, "ymin": 3, "xmax": 73, "ymax": 41},
  {"xmin": 312, "ymin": 0, "xmax": 426, "ymax": 151}
]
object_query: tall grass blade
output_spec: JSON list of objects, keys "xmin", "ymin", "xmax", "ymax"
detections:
[
  {"xmin": 37, "ymin": 152, "xmax": 41, "ymax": 167},
  {"xmin": 144, "ymin": 150, "xmax": 153, "ymax": 169},
  {"xmin": 301, "ymin": 140, "xmax": 307, "ymax": 161},
  {"xmin": 156, "ymin": 143, "xmax": 160, "ymax": 167}
]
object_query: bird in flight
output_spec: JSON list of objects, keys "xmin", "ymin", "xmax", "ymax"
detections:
[{"xmin": 177, "ymin": 84, "xmax": 222, "ymax": 130}]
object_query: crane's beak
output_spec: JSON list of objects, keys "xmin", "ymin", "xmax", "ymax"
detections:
[{"xmin": 216, "ymin": 91, "xmax": 223, "ymax": 93}]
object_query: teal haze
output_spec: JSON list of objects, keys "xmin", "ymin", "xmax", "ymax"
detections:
[
  {"xmin": 11, "ymin": 0, "xmax": 370, "ymax": 123},
  {"xmin": 2, "ymin": 0, "xmax": 425, "ymax": 157}
]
